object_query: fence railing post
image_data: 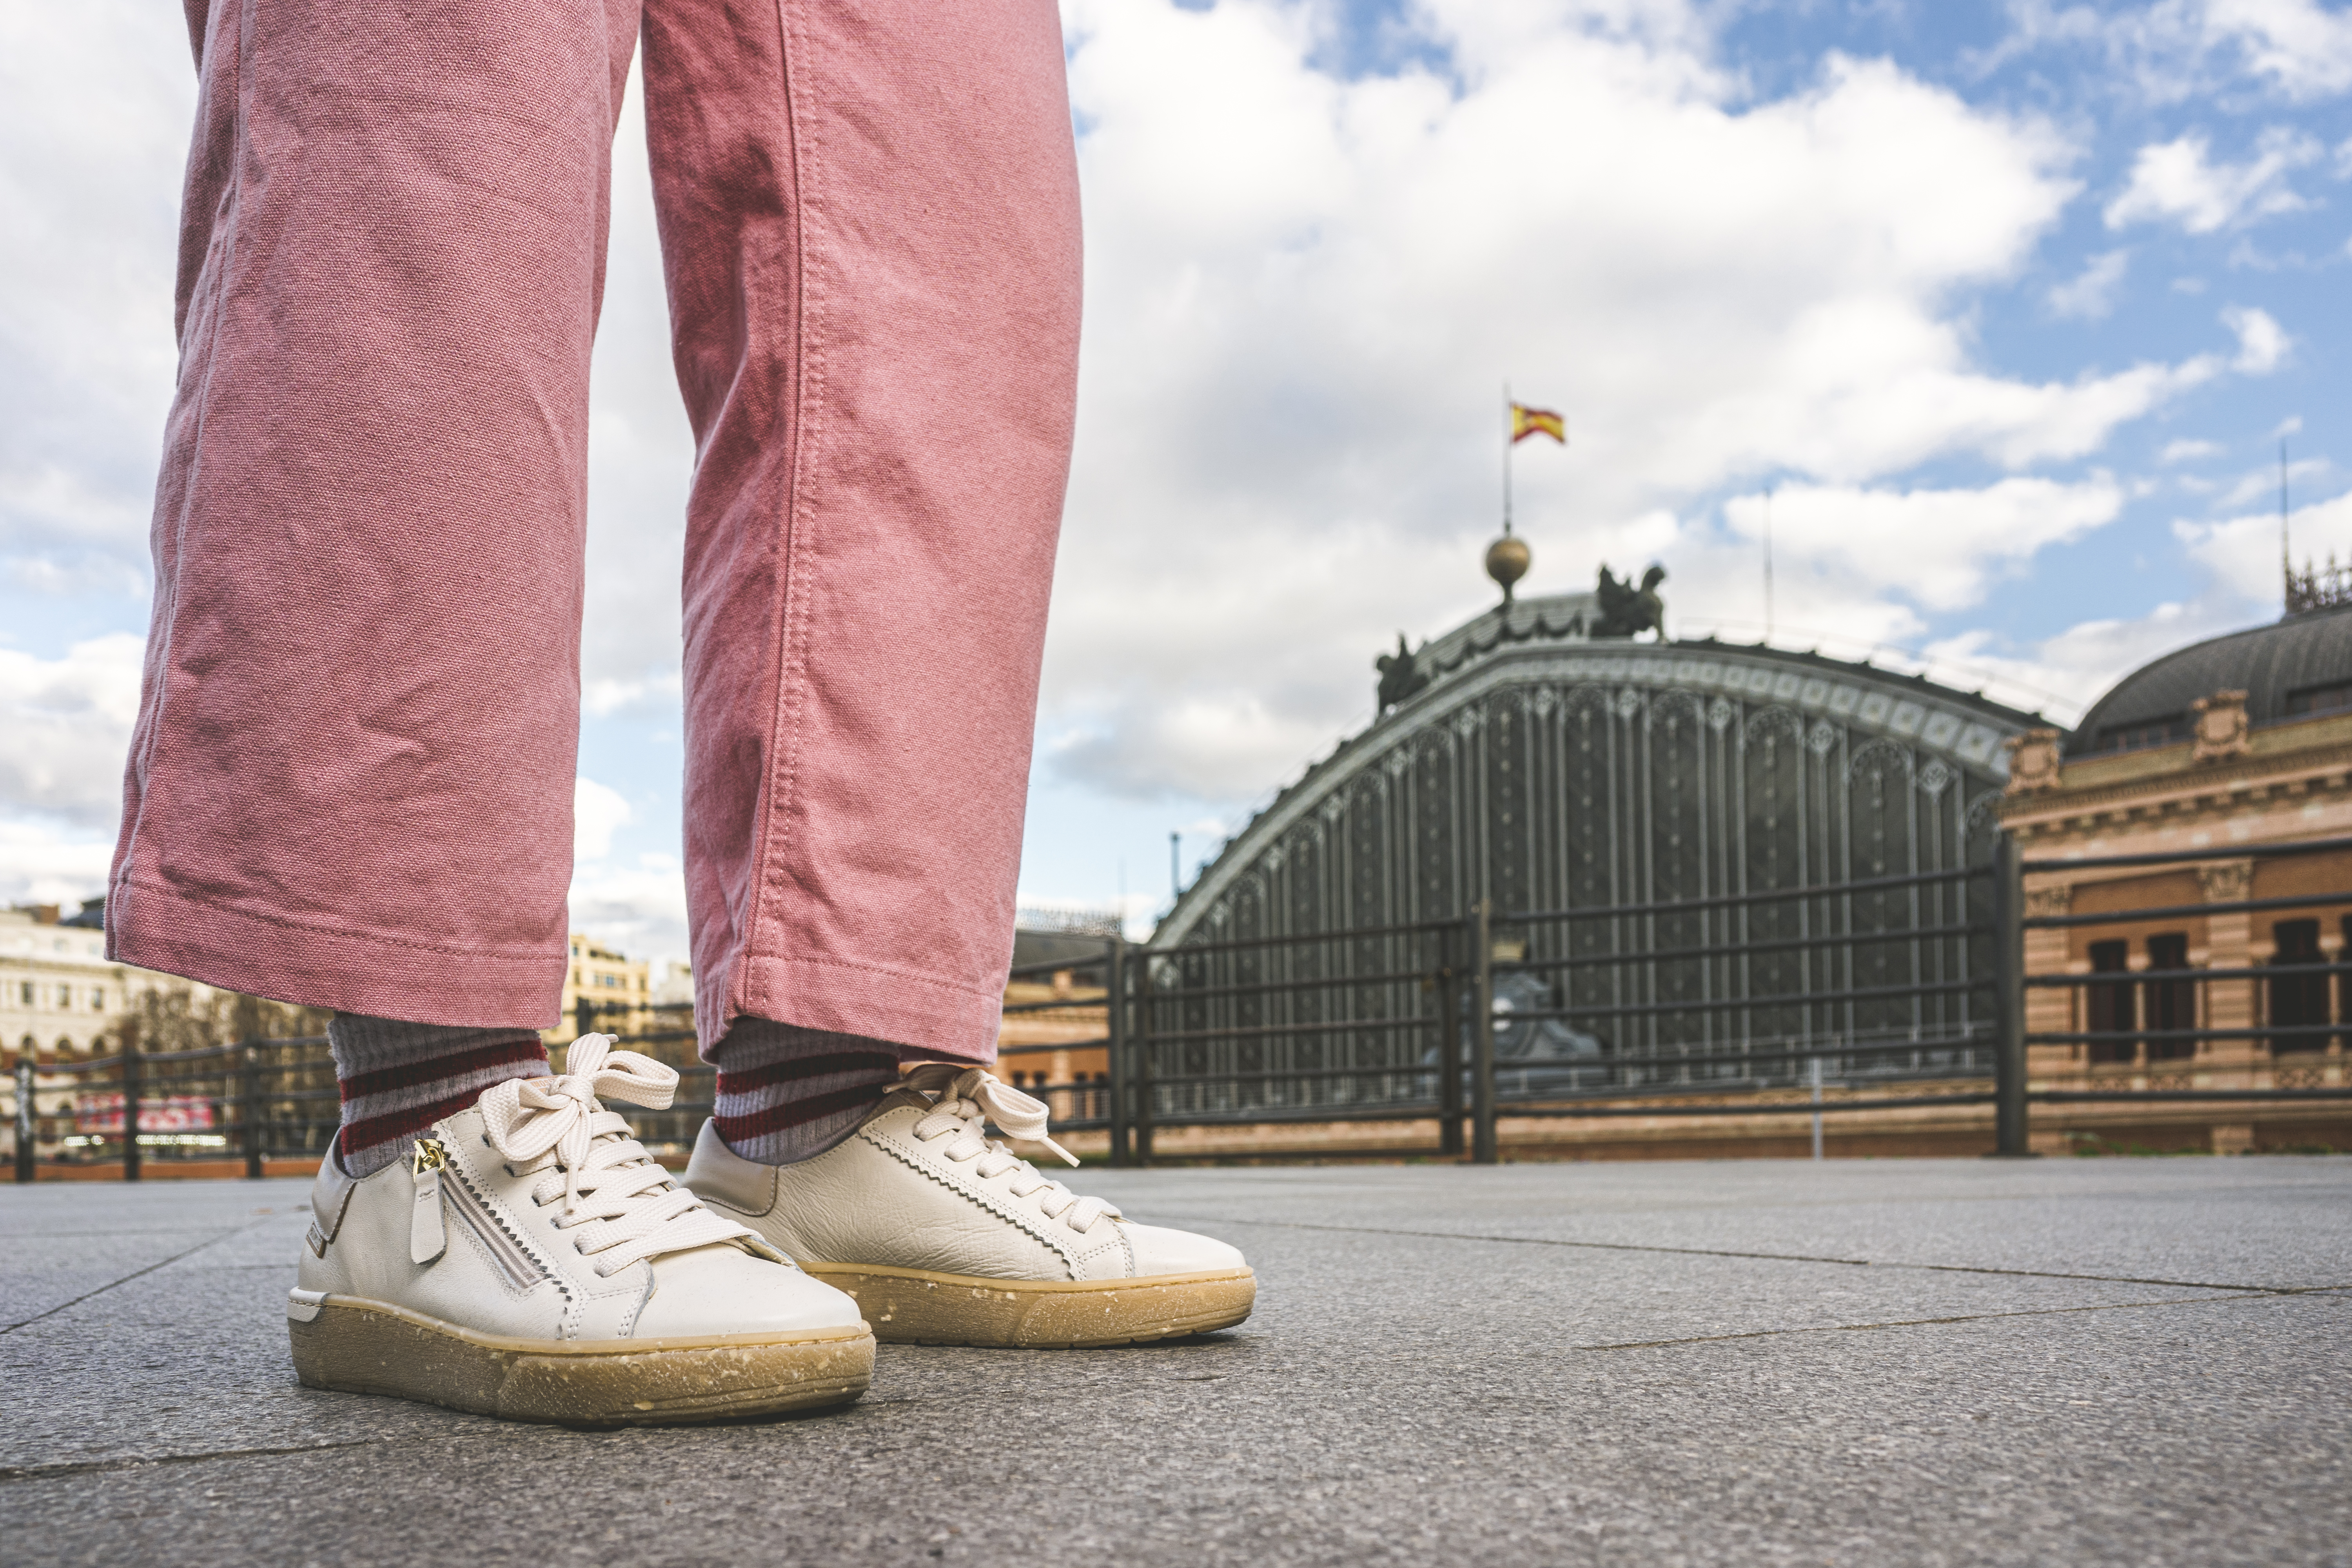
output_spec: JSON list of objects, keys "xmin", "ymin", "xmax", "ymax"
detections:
[
  {"xmin": 120, "ymin": 1020, "xmax": 142, "ymax": 1183},
  {"xmin": 574, "ymin": 993, "xmax": 595, "ymax": 1044},
  {"xmin": 1991, "ymin": 833, "xmax": 2032, "ymax": 1158},
  {"xmin": 1471, "ymin": 902, "xmax": 1499, "ymax": 1165},
  {"xmin": 1437, "ymin": 924, "xmax": 1465, "ymax": 1158},
  {"xmin": 1105, "ymin": 935, "xmax": 1131, "ymax": 1168},
  {"xmin": 1810, "ymin": 1056, "xmax": 1824, "ymax": 1161},
  {"xmin": 14, "ymin": 1051, "xmax": 33, "ymax": 1184},
  {"xmin": 1134, "ymin": 953, "xmax": 1155, "ymax": 1167},
  {"xmin": 241, "ymin": 1041, "xmax": 264, "ymax": 1180}
]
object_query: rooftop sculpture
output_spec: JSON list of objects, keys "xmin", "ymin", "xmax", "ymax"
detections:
[
  {"xmin": 1593, "ymin": 563, "xmax": 1666, "ymax": 639},
  {"xmin": 1374, "ymin": 633, "xmax": 1429, "ymax": 713}
]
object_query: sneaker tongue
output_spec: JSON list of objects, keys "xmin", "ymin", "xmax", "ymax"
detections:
[{"xmin": 866, "ymin": 1084, "xmax": 937, "ymax": 1122}]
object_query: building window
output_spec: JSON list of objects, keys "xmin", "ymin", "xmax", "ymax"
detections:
[
  {"xmin": 2142, "ymin": 933, "xmax": 2194, "ymax": 1061},
  {"xmin": 17, "ymin": 981, "xmax": 29, "ymax": 1007},
  {"xmin": 2285, "ymin": 681, "xmax": 2352, "ymax": 717},
  {"xmin": 2086, "ymin": 940, "xmax": 2135, "ymax": 1064},
  {"xmin": 2090, "ymin": 716, "xmax": 2190, "ymax": 755},
  {"xmin": 2269, "ymin": 919, "xmax": 2330, "ymax": 1054},
  {"xmin": 90, "ymin": 989, "xmax": 105, "ymax": 1012}
]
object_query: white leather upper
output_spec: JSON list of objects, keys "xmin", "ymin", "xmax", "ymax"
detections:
[
  {"xmin": 299, "ymin": 1105, "xmax": 862, "ymax": 1341},
  {"xmin": 685, "ymin": 1091, "xmax": 1249, "ymax": 1284}
]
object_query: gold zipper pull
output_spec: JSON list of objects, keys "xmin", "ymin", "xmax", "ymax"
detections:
[{"xmin": 410, "ymin": 1137, "xmax": 448, "ymax": 1265}]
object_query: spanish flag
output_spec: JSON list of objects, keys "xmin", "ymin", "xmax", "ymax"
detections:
[{"xmin": 1511, "ymin": 403, "xmax": 1566, "ymax": 445}]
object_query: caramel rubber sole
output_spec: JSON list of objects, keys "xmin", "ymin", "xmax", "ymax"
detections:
[
  {"xmin": 288, "ymin": 1296, "xmax": 874, "ymax": 1426},
  {"xmin": 804, "ymin": 1263, "xmax": 1256, "ymax": 1348}
]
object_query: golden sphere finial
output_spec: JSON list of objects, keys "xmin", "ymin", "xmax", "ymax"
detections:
[{"xmin": 1485, "ymin": 528, "xmax": 1531, "ymax": 603}]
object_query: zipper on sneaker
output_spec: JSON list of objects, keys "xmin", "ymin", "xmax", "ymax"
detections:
[
  {"xmin": 440, "ymin": 1152, "xmax": 559, "ymax": 1295},
  {"xmin": 410, "ymin": 1137, "xmax": 448, "ymax": 1265}
]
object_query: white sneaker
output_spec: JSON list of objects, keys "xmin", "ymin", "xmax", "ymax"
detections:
[
  {"xmin": 291, "ymin": 1035, "xmax": 873, "ymax": 1425},
  {"xmin": 684, "ymin": 1064, "xmax": 1255, "ymax": 1348}
]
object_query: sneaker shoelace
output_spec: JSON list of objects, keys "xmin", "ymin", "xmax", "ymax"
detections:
[
  {"xmin": 900, "ymin": 1064, "xmax": 1121, "ymax": 1234},
  {"xmin": 477, "ymin": 1033, "xmax": 763, "ymax": 1277}
]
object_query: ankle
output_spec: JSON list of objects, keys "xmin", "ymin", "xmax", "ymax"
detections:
[
  {"xmin": 711, "ymin": 1019, "xmax": 899, "ymax": 1166},
  {"xmin": 328, "ymin": 1014, "xmax": 549, "ymax": 1177}
]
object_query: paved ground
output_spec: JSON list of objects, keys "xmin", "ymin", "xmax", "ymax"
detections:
[{"xmin": 3, "ymin": 1157, "xmax": 2348, "ymax": 1567}]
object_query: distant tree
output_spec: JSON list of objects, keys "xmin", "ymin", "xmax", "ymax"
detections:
[{"xmin": 120, "ymin": 985, "xmax": 330, "ymax": 1053}]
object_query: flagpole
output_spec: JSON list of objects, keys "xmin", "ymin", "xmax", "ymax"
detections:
[{"xmin": 1502, "ymin": 382, "xmax": 1513, "ymax": 534}]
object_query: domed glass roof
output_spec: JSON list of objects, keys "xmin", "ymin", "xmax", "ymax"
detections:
[{"xmin": 2067, "ymin": 601, "xmax": 2352, "ymax": 757}]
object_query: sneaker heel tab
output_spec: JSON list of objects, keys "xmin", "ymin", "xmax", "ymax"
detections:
[
  {"xmin": 309, "ymin": 1146, "xmax": 358, "ymax": 1250},
  {"xmin": 682, "ymin": 1119, "xmax": 779, "ymax": 1218}
]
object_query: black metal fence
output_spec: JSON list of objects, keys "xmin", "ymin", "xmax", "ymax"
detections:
[
  {"xmin": 9, "ymin": 1032, "xmax": 339, "ymax": 1182},
  {"xmin": 12, "ymin": 836, "xmax": 2351, "ymax": 1178},
  {"xmin": 1113, "ymin": 858, "xmax": 2003, "ymax": 1165}
]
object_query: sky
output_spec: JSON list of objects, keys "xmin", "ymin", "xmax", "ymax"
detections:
[{"xmin": 4, "ymin": 0, "xmax": 2351, "ymax": 970}]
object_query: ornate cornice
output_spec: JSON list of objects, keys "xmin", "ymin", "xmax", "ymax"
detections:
[{"xmin": 2002, "ymin": 737, "xmax": 2352, "ymax": 830}]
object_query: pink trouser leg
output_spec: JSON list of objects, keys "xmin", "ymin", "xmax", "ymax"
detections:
[
  {"xmin": 111, "ymin": 0, "xmax": 1078, "ymax": 1055},
  {"xmin": 111, "ymin": 0, "xmax": 640, "ymax": 1025},
  {"xmin": 644, "ymin": 0, "xmax": 1079, "ymax": 1059}
]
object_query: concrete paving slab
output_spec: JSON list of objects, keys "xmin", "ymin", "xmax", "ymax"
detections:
[
  {"xmin": 2, "ymin": 1158, "xmax": 2347, "ymax": 1566},
  {"xmin": 1105, "ymin": 1158, "xmax": 2352, "ymax": 1288}
]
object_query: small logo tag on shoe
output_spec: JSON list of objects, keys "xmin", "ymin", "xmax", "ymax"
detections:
[{"xmin": 410, "ymin": 1137, "xmax": 448, "ymax": 1265}]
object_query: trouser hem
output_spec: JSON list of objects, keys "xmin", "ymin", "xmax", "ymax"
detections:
[
  {"xmin": 107, "ymin": 878, "xmax": 564, "ymax": 1029},
  {"xmin": 703, "ymin": 952, "xmax": 1002, "ymax": 1065}
]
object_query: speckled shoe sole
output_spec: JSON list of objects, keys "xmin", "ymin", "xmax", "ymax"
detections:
[
  {"xmin": 802, "ymin": 1264, "xmax": 1256, "ymax": 1348},
  {"xmin": 289, "ymin": 1292, "xmax": 875, "ymax": 1426}
]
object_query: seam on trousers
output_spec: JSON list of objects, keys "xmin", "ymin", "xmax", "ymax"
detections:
[
  {"xmin": 756, "ymin": 952, "xmax": 1004, "ymax": 1006},
  {"xmin": 118, "ymin": 877, "xmax": 560, "ymax": 962},
  {"xmin": 736, "ymin": 0, "xmax": 825, "ymax": 1038},
  {"xmin": 115, "ymin": 0, "xmax": 254, "ymax": 945}
]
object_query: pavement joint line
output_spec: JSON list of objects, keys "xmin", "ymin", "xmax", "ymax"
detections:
[
  {"xmin": 0, "ymin": 1223, "xmax": 263, "ymax": 1336},
  {"xmin": 1575, "ymin": 1287, "xmax": 2347, "ymax": 1351},
  {"xmin": 1164, "ymin": 1216, "xmax": 2325, "ymax": 1295},
  {"xmin": 0, "ymin": 1441, "xmax": 380, "ymax": 1483}
]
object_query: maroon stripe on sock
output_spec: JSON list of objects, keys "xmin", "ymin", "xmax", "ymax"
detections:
[
  {"xmin": 712, "ymin": 1083, "xmax": 891, "ymax": 1145},
  {"xmin": 338, "ymin": 1085, "xmax": 487, "ymax": 1158},
  {"xmin": 338, "ymin": 1038, "xmax": 549, "ymax": 1103},
  {"xmin": 714, "ymin": 1051, "xmax": 897, "ymax": 1098}
]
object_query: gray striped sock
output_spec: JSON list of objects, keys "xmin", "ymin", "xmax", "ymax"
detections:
[
  {"xmin": 328, "ymin": 1014, "xmax": 549, "ymax": 1177},
  {"xmin": 711, "ymin": 1020, "xmax": 901, "ymax": 1165}
]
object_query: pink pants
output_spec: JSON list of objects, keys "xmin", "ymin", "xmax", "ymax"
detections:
[{"xmin": 108, "ymin": 0, "xmax": 1080, "ymax": 1060}]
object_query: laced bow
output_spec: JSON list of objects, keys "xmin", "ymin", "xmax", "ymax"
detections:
[
  {"xmin": 902, "ymin": 1064, "xmax": 1120, "ymax": 1234},
  {"xmin": 477, "ymin": 1034, "xmax": 761, "ymax": 1276}
]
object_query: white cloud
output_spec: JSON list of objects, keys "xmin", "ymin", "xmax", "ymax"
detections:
[
  {"xmin": 1990, "ymin": 0, "xmax": 2352, "ymax": 103},
  {"xmin": 0, "ymin": 820, "xmax": 114, "ymax": 909},
  {"xmin": 0, "ymin": 7, "xmax": 187, "ymax": 592},
  {"xmin": 0, "ymin": 633, "xmax": 142, "ymax": 827},
  {"xmin": 1043, "ymin": 0, "xmax": 2247, "ymax": 799},
  {"xmin": 1921, "ymin": 599, "xmax": 2241, "ymax": 726},
  {"xmin": 572, "ymin": 777, "xmax": 633, "ymax": 864},
  {"xmin": 568, "ymin": 854, "xmax": 691, "ymax": 971},
  {"xmin": 1722, "ymin": 476, "xmax": 2126, "ymax": 613},
  {"xmin": 2161, "ymin": 437, "xmax": 2224, "ymax": 463},
  {"xmin": 2201, "ymin": 0, "xmax": 2352, "ymax": 98},
  {"xmin": 2048, "ymin": 247, "xmax": 2129, "ymax": 318},
  {"xmin": 2223, "ymin": 303, "xmax": 2292, "ymax": 372},
  {"xmin": 2179, "ymin": 485, "xmax": 2352, "ymax": 601},
  {"xmin": 2211, "ymin": 453, "xmax": 2329, "ymax": 512},
  {"xmin": 2104, "ymin": 128, "xmax": 2323, "ymax": 232}
]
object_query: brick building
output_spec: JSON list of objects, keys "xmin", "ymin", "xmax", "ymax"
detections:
[{"xmin": 2003, "ymin": 598, "xmax": 2352, "ymax": 1154}]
